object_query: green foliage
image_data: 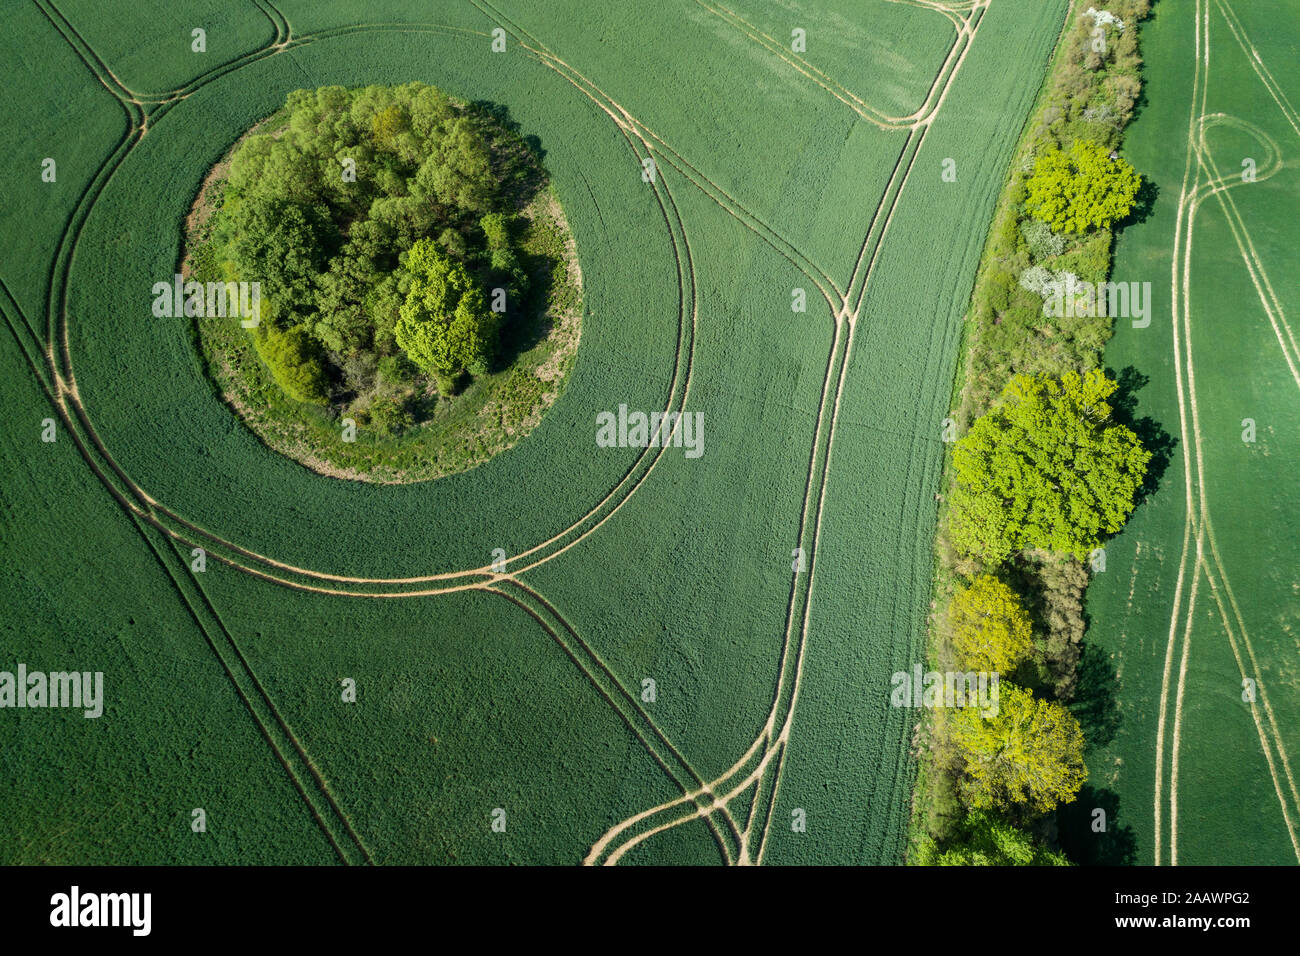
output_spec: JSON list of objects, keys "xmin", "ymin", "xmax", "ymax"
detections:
[
  {"xmin": 931, "ymin": 811, "xmax": 1071, "ymax": 865},
  {"xmin": 416, "ymin": 117, "xmax": 493, "ymax": 213},
  {"xmin": 376, "ymin": 353, "xmax": 415, "ymax": 387},
  {"xmin": 367, "ymin": 395, "xmax": 414, "ymax": 436},
  {"xmin": 1018, "ymin": 552, "xmax": 1088, "ymax": 699},
  {"xmin": 204, "ymin": 83, "xmax": 526, "ymax": 405},
  {"xmin": 252, "ymin": 324, "xmax": 329, "ymax": 404},
  {"xmin": 947, "ymin": 575, "xmax": 1033, "ymax": 672},
  {"xmin": 433, "ymin": 369, "xmax": 462, "ymax": 397},
  {"xmin": 951, "ymin": 684, "xmax": 1088, "ymax": 813},
  {"xmin": 480, "ymin": 212, "xmax": 510, "ymax": 251},
  {"xmin": 1025, "ymin": 141, "xmax": 1141, "ymax": 234},
  {"xmin": 371, "ymin": 104, "xmax": 407, "ymax": 145},
  {"xmin": 949, "ymin": 370, "xmax": 1151, "ymax": 563},
  {"xmin": 230, "ymin": 199, "xmax": 339, "ymax": 316},
  {"xmin": 394, "ymin": 239, "xmax": 497, "ymax": 375},
  {"xmin": 1046, "ymin": 230, "xmax": 1113, "ymax": 284}
]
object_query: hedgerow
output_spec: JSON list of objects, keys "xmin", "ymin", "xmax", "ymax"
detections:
[{"xmin": 912, "ymin": 0, "xmax": 1154, "ymax": 866}]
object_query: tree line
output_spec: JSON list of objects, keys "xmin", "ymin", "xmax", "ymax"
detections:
[{"xmin": 915, "ymin": 0, "xmax": 1155, "ymax": 866}]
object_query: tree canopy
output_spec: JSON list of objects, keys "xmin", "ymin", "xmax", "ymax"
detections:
[
  {"xmin": 948, "ymin": 370, "xmax": 1151, "ymax": 563},
  {"xmin": 948, "ymin": 575, "xmax": 1034, "ymax": 673},
  {"xmin": 930, "ymin": 811, "xmax": 1071, "ymax": 866},
  {"xmin": 1024, "ymin": 141, "xmax": 1141, "ymax": 234},
  {"xmin": 203, "ymin": 83, "xmax": 538, "ymax": 410},
  {"xmin": 952, "ymin": 683, "xmax": 1088, "ymax": 813},
  {"xmin": 394, "ymin": 239, "xmax": 497, "ymax": 376}
]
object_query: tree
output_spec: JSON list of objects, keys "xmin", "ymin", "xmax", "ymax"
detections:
[
  {"xmin": 952, "ymin": 683, "xmax": 1088, "ymax": 813},
  {"xmin": 948, "ymin": 370, "xmax": 1151, "ymax": 563},
  {"xmin": 312, "ymin": 249, "xmax": 379, "ymax": 352},
  {"xmin": 948, "ymin": 575, "xmax": 1034, "ymax": 672},
  {"xmin": 932, "ymin": 811, "xmax": 1070, "ymax": 866},
  {"xmin": 1025, "ymin": 141, "xmax": 1141, "ymax": 234},
  {"xmin": 417, "ymin": 116, "xmax": 494, "ymax": 212},
  {"xmin": 371, "ymin": 104, "xmax": 408, "ymax": 145},
  {"xmin": 231, "ymin": 199, "xmax": 339, "ymax": 314},
  {"xmin": 394, "ymin": 239, "xmax": 496, "ymax": 375}
]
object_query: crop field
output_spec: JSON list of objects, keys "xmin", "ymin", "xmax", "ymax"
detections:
[
  {"xmin": 1075, "ymin": 0, "xmax": 1300, "ymax": 865},
  {"xmin": 0, "ymin": 0, "xmax": 1066, "ymax": 864}
]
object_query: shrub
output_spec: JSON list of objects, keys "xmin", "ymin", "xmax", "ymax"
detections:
[
  {"xmin": 1020, "ymin": 218, "xmax": 1067, "ymax": 260},
  {"xmin": 433, "ymin": 369, "xmax": 462, "ymax": 396},
  {"xmin": 1048, "ymin": 230, "xmax": 1112, "ymax": 283},
  {"xmin": 974, "ymin": 266, "xmax": 1018, "ymax": 322},
  {"xmin": 368, "ymin": 395, "xmax": 414, "ymax": 436},
  {"xmin": 1018, "ymin": 265, "xmax": 1056, "ymax": 298},
  {"xmin": 931, "ymin": 811, "xmax": 1070, "ymax": 866},
  {"xmin": 252, "ymin": 325, "xmax": 330, "ymax": 404},
  {"xmin": 376, "ymin": 353, "xmax": 415, "ymax": 387}
]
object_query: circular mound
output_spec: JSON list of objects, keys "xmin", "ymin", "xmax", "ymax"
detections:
[
  {"xmin": 71, "ymin": 30, "xmax": 684, "ymax": 582},
  {"xmin": 182, "ymin": 83, "xmax": 582, "ymax": 484}
]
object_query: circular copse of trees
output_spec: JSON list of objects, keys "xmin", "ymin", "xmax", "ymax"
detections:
[{"xmin": 184, "ymin": 82, "xmax": 582, "ymax": 483}]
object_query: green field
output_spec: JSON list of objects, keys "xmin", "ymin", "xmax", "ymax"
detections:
[
  {"xmin": 1071, "ymin": 0, "xmax": 1300, "ymax": 865},
  {"xmin": 0, "ymin": 0, "xmax": 1067, "ymax": 864}
]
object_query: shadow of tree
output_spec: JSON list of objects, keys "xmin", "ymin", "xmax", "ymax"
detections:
[
  {"xmin": 1057, "ymin": 785, "xmax": 1138, "ymax": 864},
  {"xmin": 458, "ymin": 100, "xmax": 562, "ymax": 374},
  {"xmin": 1125, "ymin": 0, "xmax": 1161, "ymax": 128},
  {"xmin": 1109, "ymin": 364, "xmax": 1177, "ymax": 506},
  {"xmin": 491, "ymin": 233, "xmax": 560, "ymax": 374},
  {"xmin": 1120, "ymin": 176, "xmax": 1159, "ymax": 229},
  {"xmin": 469, "ymin": 99, "xmax": 548, "ymax": 212},
  {"xmin": 1073, "ymin": 643, "xmax": 1122, "ymax": 747}
]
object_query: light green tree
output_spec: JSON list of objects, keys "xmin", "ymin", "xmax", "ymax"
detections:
[
  {"xmin": 948, "ymin": 370, "xmax": 1150, "ymax": 563},
  {"xmin": 932, "ymin": 811, "xmax": 1071, "ymax": 866},
  {"xmin": 395, "ymin": 239, "xmax": 496, "ymax": 376},
  {"xmin": 948, "ymin": 575, "xmax": 1034, "ymax": 673},
  {"xmin": 252, "ymin": 324, "xmax": 329, "ymax": 404},
  {"xmin": 1025, "ymin": 141, "xmax": 1141, "ymax": 234},
  {"xmin": 952, "ymin": 683, "xmax": 1088, "ymax": 813}
]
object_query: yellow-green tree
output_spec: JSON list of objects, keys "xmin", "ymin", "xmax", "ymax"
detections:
[
  {"xmin": 948, "ymin": 370, "xmax": 1151, "ymax": 564},
  {"xmin": 1025, "ymin": 141, "xmax": 1141, "ymax": 234},
  {"xmin": 948, "ymin": 576, "xmax": 1033, "ymax": 672},
  {"xmin": 371, "ymin": 104, "xmax": 408, "ymax": 145},
  {"xmin": 952, "ymin": 683, "xmax": 1087, "ymax": 813}
]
